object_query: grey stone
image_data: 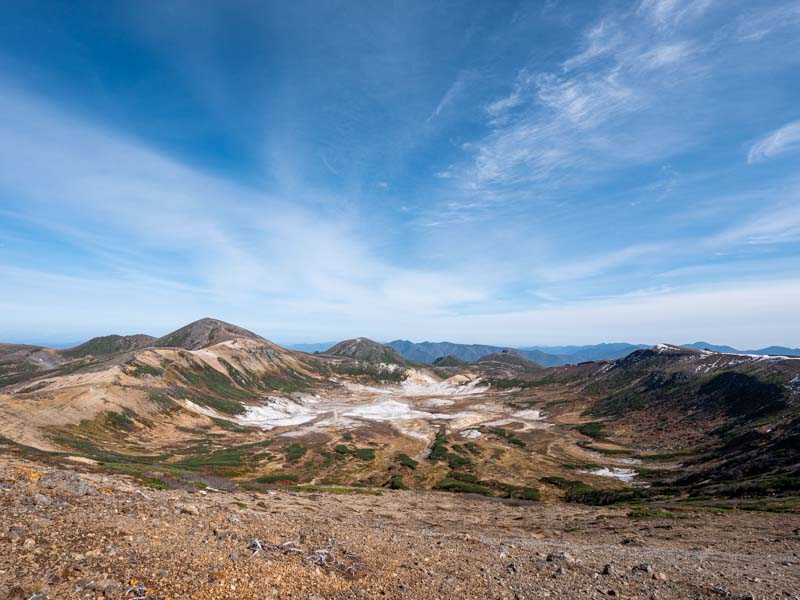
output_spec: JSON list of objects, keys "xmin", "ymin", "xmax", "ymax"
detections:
[
  {"xmin": 39, "ymin": 471, "xmax": 92, "ymax": 496},
  {"xmin": 546, "ymin": 551, "xmax": 574, "ymax": 564}
]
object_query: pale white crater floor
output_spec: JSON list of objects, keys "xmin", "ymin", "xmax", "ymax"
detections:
[{"xmin": 214, "ymin": 371, "xmax": 550, "ymax": 441}]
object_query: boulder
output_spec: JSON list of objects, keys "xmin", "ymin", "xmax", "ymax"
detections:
[{"xmin": 39, "ymin": 471, "xmax": 92, "ymax": 496}]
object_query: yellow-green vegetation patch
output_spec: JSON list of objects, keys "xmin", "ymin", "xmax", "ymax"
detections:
[
  {"xmin": 255, "ymin": 473, "xmax": 300, "ymax": 484},
  {"xmin": 105, "ymin": 409, "xmax": 137, "ymax": 431},
  {"xmin": 487, "ymin": 427, "xmax": 526, "ymax": 448},
  {"xmin": 148, "ymin": 391, "xmax": 179, "ymax": 411},
  {"xmin": 288, "ymin": 485, "xmax": 383, "ymax": 496},
  {"xmin": 435, "ymin": 478, "xmax": 493, "ymax": 496},
  {"xmin": 136, "ymin": 475, "xmax": 169, "ymax": 490},
  {"xmin": 130, "ymin": 364, "xmax": 164, "ymax": 378},
  {"xmin": 334, "ymin": 445, "xmax": 376, "ymax": 461},
  {"xmin": 210, "ymin": 417, "xmax": 252, "ymax": 433},
  {"xmin": 627, "ymin": 508, "xmax": 686, "ymax": 519}
]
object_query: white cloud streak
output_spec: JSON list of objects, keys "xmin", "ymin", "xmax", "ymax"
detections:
[
  {"xmin": 0, "ymin": 81, "xmax": 493, "ymax": 340},
  {"xmin": 747, "ymin": 120, "xmax": 800, "ymax": 164},
  {"xmin": 637, "ymin": 0, "xmax": 715, "ymax": 30}
]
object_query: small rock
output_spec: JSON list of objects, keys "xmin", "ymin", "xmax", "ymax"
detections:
[
  {"xmin": 22, "ymin": 538, "xmax": 36, "ymax": 549},
  {"xmin": 602, "ymin": 564, "xmax": 614, "ymax": 576},
  {"xmin": 506, "ymin": 563, "xmax": 517, "ymax": 574},
  {"xmin": 546, "ymin": 551, "xmax": 573, "ymax": 563},
  {"xmin": 87, "ymin": 578, "xmax": 123, "ymax": 595},
  {"xmin": 653, "ymin": 572, "xmax": 667, "ymax": 581},
  {"xmin": 633, "ymin": 563, "xmax": 654, "ymax": 574},
  {"xmin": 621, "ymin": 537, "xmax": 643, "ymax": 546},
  {"xmin": 178, "ymin": 503, "xmax": 200, "ymax": 516}
]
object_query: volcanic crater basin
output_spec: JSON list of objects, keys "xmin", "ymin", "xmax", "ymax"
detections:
[{"xmin": 232, "ymin": 374, "xmax": 549, "ymax": 442}]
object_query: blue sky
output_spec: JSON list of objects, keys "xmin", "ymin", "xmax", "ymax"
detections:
[{"xmin": 1, "ymin": 0, "xmax": 799, "ymax": 347}]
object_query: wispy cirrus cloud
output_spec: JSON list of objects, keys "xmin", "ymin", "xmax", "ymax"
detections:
[
  {"xmin": 734, "ymin": 0, "xmax": 800, "ymax": 41},
  {"xmin": 712, "ymin": 201, "xmax": 800, "ymax": 246},
  {"xmin": 427, "ymin": 72, "xmax": 471, "ymax": 122},
  {"xmin": 0, "ymin": 80, "xmax": 495, "ymax": 340},
  {"xmin": 444, "ymin": 2, "xmax": 704, "ymax": 208},
  {"xmin": 747, "ymin": 120, "xmax": 800, "ymax": 164},
  {"xmin": 637, "ymin": 0, "xmax": 715, "ymax": 30}
]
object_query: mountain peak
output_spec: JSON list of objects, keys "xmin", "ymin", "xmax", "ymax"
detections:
[
  {"xmin": 325, "ymin": 338, "xmax": 406, "ymax": 364},
  {"xmin": 477, "ymin": 349, "xmax": 542, "ymax": 371},
  {"xmin": 154, "ymin": 318, "xmax": 263, "ymax": 350},
  {"xmin": 61, "ymin": 334, "xmax": 156, "ymax": 358}
]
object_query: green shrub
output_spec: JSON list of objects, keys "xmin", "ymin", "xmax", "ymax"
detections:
[
  {"xmin": 385, "ymin": 475, "xmax": 408, "ymax": 490},
  {"xmin": 577, "ymin": 422, "xmax": 607, "ymax": 439},
  {"xmin": 333, "ymin": 445, "xmax": 375, "ymax": 461},
  {"xmin": 489, "ymin": 427, "xmax": 526, "ymax": 448},
  {"xmin": 130, "ymin": 364, "xmax": 164, "ymax": 378},
  {"xmin": 540, "ymin": 476, "xmax": 579, "ymax": 489},
  {"xmin": 210, "ymin": 417, "xmax": 251, "ymax": 432},
  {"xmin": 148, "ymin": 391, "xmax": 178, "ymax": 411},
  {"xmin": 435, "ymin": 478, "xmax": 492, "ymax": 496},
  {"xmin": 464, "ymin": 442, "xmax": 481, "ymax": 456},
  {"xmin": 429, "ymin": 432, "xmax": 448, "ymax": 461},
  {"xmin": 353, "ymin": 448, "xmax": 376, "ymax": 461},
  {"xmin": 137, "ymin": 476, "xmax": 168, "ymax": 490},
  {"xmin": 397, "ymin": 453, "xmax": 419, "ymax": 469},
  {"xmin": 106, "ymin": 410, "xmax": 135, "ymax": 431},
  {"xmin": 286, "ymin": 443, "xmax": 307, "ymax": 462},
  {"xmin": 446, "ymin": 452, "xmax": 472, "ymax": 469},
  {"xmin": 518, "ymin": 486, "xmax": 540, "ymax": 501}
]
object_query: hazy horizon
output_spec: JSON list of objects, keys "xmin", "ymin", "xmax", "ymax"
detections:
[{"xmin": 3, "ymin": 319, "xmax": 797, "ymax": 354}]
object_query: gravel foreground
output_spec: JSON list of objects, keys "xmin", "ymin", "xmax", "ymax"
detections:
[{"xmin": 2, "ymin": 458, "xmax": 798, "ymax": 599}]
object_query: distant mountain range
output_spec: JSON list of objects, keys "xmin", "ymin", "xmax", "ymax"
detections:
[
  {"xmin": 287, "ymin": 342, "xmax": 339, "ymax": 353},
  {"xmin": 384, "ymin": 340, "xmax": 649, "ymax": 366},
  {"xmin": 682, "ymin": 342, "xmax": 800, "ymax": 356},
  {"xmin": 289, "ymin": 339, "xmax": 800, "ymax": 367}
]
